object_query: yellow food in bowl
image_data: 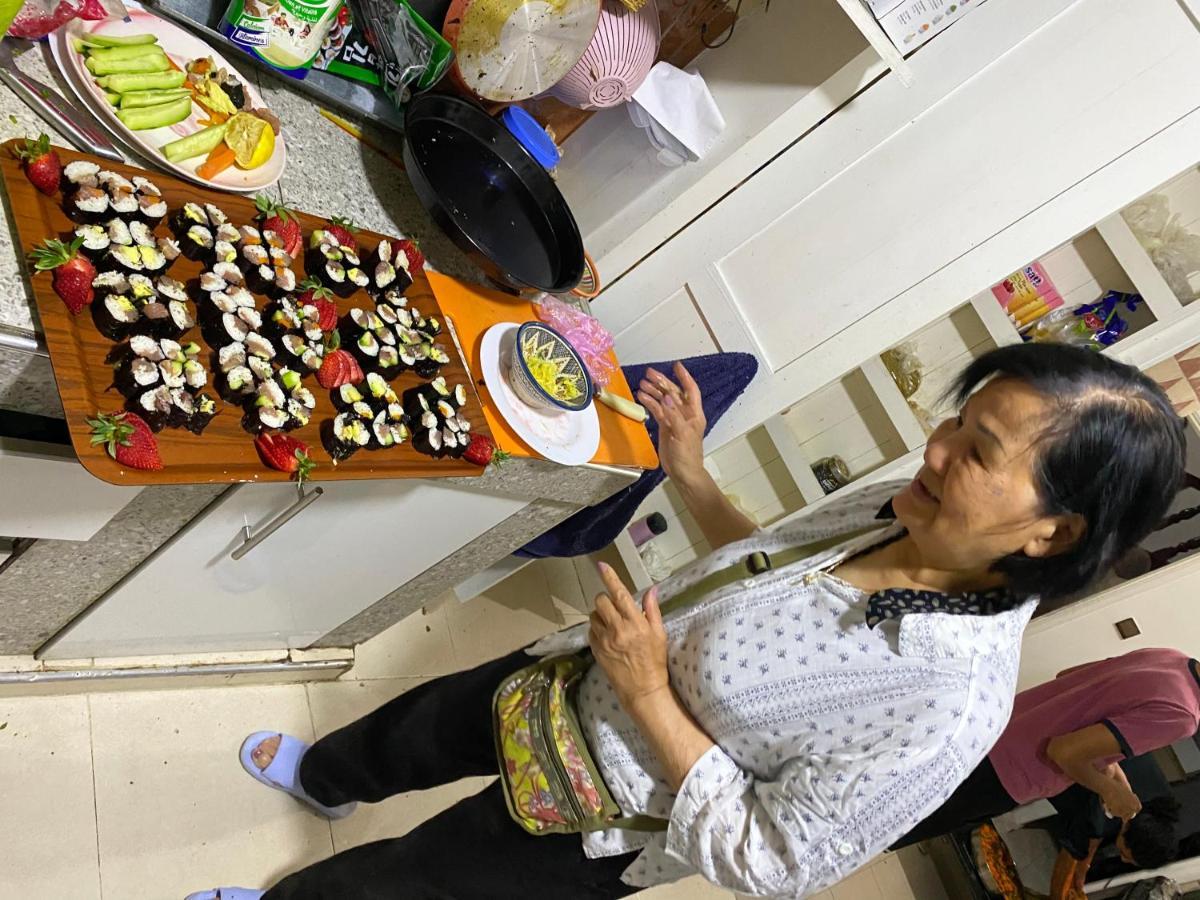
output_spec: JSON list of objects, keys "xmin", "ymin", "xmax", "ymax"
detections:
[{"xmin": 521, "ymin": 331, "xmax": 584, "ymax": 403}]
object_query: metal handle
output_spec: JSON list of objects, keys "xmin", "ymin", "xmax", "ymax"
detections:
[
  {"xmin": 230, "ymin": 484, "xmax": 324, "ymax": 561},
  {"xmin": 0, "ymin": 65, "xmax": 123, "ymax": 161},
  {"xmin": 0, "ymin": 324, "xmax": 48, "ymax": 357}
]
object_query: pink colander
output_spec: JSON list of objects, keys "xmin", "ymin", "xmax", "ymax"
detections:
[{"xmin": 548, "ymin": 0, "xmax": 661, "ymax": 110}]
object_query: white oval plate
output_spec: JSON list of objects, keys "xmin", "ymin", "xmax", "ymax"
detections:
[
  {"xmin": 480, "ymin": 322, "xmax": 600, "ymax": 466},
  {"xmin": 50, "ymin": 3, "xmax": 285, "ymax": 193}
]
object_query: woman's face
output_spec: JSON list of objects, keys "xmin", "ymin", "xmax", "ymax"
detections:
[{"xmin": 892, "ymin": 377, "xmax": 1084, "ymax": 576}]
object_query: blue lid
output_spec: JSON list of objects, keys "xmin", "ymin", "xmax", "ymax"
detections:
[{"xmin": 500, "ymin": 107, "xmax": 560, "ymax": 170}]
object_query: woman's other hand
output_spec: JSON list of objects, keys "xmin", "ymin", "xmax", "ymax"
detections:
[
  {"xmin": 588, "ymin": 562, "xmax": 669, "ymax": 712},
  {"xmin": 638, "ymin": 362, "xmax": 707, "ymax": 486},
  {"xmin": 1101, "ymin": 782, "xmax": 1142, "ymax": 821}
]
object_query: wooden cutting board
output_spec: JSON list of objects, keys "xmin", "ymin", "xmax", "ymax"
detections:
[{"xmin": 0, "ymin": 140, "xmax": 491, "ymax": 486}]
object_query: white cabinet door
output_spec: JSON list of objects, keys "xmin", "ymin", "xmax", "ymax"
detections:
[
  {"xmin": 595, "ymin": 0, "xmax": 1200, "ymax": 449},
  {"xmin": 44, "ymin": 478, "xmax": 527, "ymax": 659}
]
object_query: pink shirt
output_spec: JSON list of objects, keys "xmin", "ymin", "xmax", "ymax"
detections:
[{"xmin": 989, "ymin": 647, "xmax": 1200, "ymax": 804}]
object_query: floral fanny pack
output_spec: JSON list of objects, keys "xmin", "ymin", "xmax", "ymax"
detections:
[{"xmin": 492, "ymin": 653, "xmax": 664, "ymax": 835}]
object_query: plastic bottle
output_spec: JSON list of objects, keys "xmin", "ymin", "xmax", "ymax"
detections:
[{"xmin": 220, "ymin": 0, "xmax": 346, "ymax": 80}]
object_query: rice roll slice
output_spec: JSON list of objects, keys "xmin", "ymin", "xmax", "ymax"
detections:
[
  {"xmin": 137, "ymin": 193, "xmax": 167, "ymax": 222},
  {"xmin": 419, "ymin": 409, "xmax": 438, "ymax": 432},
  {"xmin": 301, "ymin": 348, "xmax": 322, "ymax": 371},
  {"xmin": 215, "ymin": 223, "xmax": 240, "ymax": 244},
  {"xmin": 134, "ymin": 384, "xmax": 172, "ymax": 431},
  {"xmin": 160, "ymin": 339, "xmax": 184, "ymax": 361},
  {"xmin": 365, "ymin": 372, "xmax": 389, "ymax": 399},
  {"xmin": 98, "ymin": 170, "xmax": 134, "ymax": 193},
  {"xmin": 256, "ymin": 406, "xmax": 288, "ymax": 431},
  {"xmin": 183, "ymin": 225, "xmax": 214, "ymax": 260},
  {"xmin": 371, "ymin": 410, "xmax": 395, "ymax": 449},
  {"xmin": 377, "ymin": 345, "xmax": 400, "ymax": 373},
  {"xmin": 127, "ymin": 273, "xmax": 156, "ymax": 302},
  {"xmin": 209, "ymin": 291, "xmax": 238, "ymax": 314},
  {"xmin": 451, "ymin": 383, "xmax": 468, "ymax": 409},
  {"xmin": 213, "ymin": 240, "xmax": 238, "ymax": 265},
  {"xmin": 383, "ymin": 287, "xmax": 408, "ymax": 309},
  {"xmin": 269, "ymin": 246, "xmax": 293, "ymax": 267},
  {"xmin": 131, "ymin": 175, "xmax": 161, "ymax": 196},
  {"xmin": 237, "ymin": 224, "xmax": 262, "ymax": 246},
  {"xmin": 243, "ymin": 244, "xmax": 269, "ymax": 267},
  {"xmin": 109, "ymin": 244, "xmax": 144, "ymax": 271},
  {"xmin": 414, "ymin": 426, "xmax": 443, "ymax": 457},
  {"xmin": 213, "ymin": 261, "xmax": 244, "ymax": 286},
  {"xmin": 262, "ymin": 229, "xmax": 284, "ymax": 250},
  {"xmin": 323, "ymin": 259, "xmax": 350, "ymax": 295},
  {"xmin": 228, "ymin": 286, "xmax": 256, "ymax": 308},
  {"xmin": 170, "ymin": 300, "xmax": 196, "ymax": 334},
  {"xmin": 199, "ymin": 270, "xmax": 227, "ymax": 293},
  {"xmin": 127, "ymin": 220, "xmax": 154, "ymax": 248},
  {"xmin": 274, "ymin": 267, "xmax": 296, "ymax": 294},
  {"xmin": 375, "ymin": 326, "xmax": 396, "ymax": 347},
  {"xmin": 187, "ymin": 393, "xmax": 218, "ymax": 434},
  {"xmin": 455, "ymin": 413, "xmax": 471, "ymax": 434},
  {"xmin": 218, "ymin": 343, "xmax": 246, "ymax": 373},
  {"xmin": 341, "ymin": 247, "xmax": 361, "ymax": 267},
  {"xmin": 137, "ymin": 244, "xmax": 167, "ymax": 272},
  {"xmin": 157, "ymin": 236, "xmax": 181, "ymax": 262},
  {"xmin": 442, "ymin": 427, "xmax": 460, "ymax": 454},
  {"xmin": 96, "ymin": 294, "xmax": 140, "ymax": 338},
  {"xmin": 435, "ymin": 399, "xmax": 456, "ymax": 420},
  {"xmin": 156, "ymin": 276, "xmax": 187, "ymax": 303},
  {"xmin": 292, "ymin": 386, "xmax": 316, "ymax": 410},
  {"xmin": 323, "ymin": 413, "xmax": 367, "ymax": 462},
  {"xmin": 71, "ymin": 185, "xmax": 109, "ymax": 219},
  {"xmin": 425, "ymin": 317, "xmax": 443, "ymax": 337},
  {"xmin": 355, "ymin": 330, "xmax": 379, "ymax": 358},
  {"xmin": 130, "ymin": 356, "xmax": 160, "ymax": 388},
  {"xmin": 108, "ymin": 188, "xmax": 139, "ymax": 217},
  {"xmin": 75, "ymin": 223, "xmax": 109, "ymax": 254},
  {"xmin": 393, "ymin": 307, "xmax": 413, "ymax": 328},
  {"xmin": 237, "ymin": 306, "xmax": 263, "ymax": 330},
  {"xmin": 272, "ymin": 302, "xmax": 302, "ymax": 332},
  {"xmin": 245, "ymin": 332, "xmax": 276, "ymax": 359},
  {"xmin": 256, "ymin": 378, "xmax": 286, "ymax": 409},
  {"xmin": 430, "ymin": 376, "xmax": 451, "ymax": 398},
  {"xmin": 168, "ymin": 387, "xmax": 194, "ymax": 427},
  {"xmin": 183, "ymin": 358, "xmax": 207, "ymax": 389},
  {"xmin": 203, "ymin": 204, "xmax": 229, "ymax": 226},
  {"xmin": 65, "ymin": 160, "xmax": 100, "ymax": 185},
  {"xmin": 413, "ymin": 354, "xmax": 440, "ymax": 379},
  {"xmin": 337, "ymin": 383, "xmax": 364, "ymax": 408},
  {"xmin": 130, "ymin": 334, "xmax": 163, "ymax": 360},
  {"xmin": 221, "ymin": 312, "xmax": 249, "ymax": 343},
  {"xmin": 105, "ymin": 217, "xmax": 133, "ymax": 246},
  {"xmin": 223, "ymin": 365, "xmax": 254, "ymax": 396},
  {"xmin": 176, "ymin": 202, "xmax": 209, "ymax": 230},
  {"xmin": 159, "ymin": 358, "xmax": 186, "ymax": 388},
  {"xmin": 286, "ymin": 399, "xmax": 311, "ymax": 430},
  {"xmin": 398, "ymin": 346, "xmax": 417, "ymax": 369},
  {"xmin": 248, "ymin": 356, "xmax": 273, "ymax": 382}
]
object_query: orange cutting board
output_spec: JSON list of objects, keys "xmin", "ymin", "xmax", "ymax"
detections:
[
  {"xmin": 2, "ymin": 141, "xmax": 491, "ymax": 485},
  {"xmin": 426, "ymin": 271, "xmax": 658, "ymax": 470}
]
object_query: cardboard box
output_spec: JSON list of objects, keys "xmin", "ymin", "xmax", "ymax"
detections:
[{"xmin": 876, "ymin": 0, "xmax": 989, "ymax": 53}]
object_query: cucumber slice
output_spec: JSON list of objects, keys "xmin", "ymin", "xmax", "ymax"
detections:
[
  {"xmin": 82, "ymin": 33, "xmax": 159, "ymax": 48},
  {"xmin": 162, "ymin": 122, "xmax": 229, "ymax": 163},
  {"xmin": 97, "ymin": 70, "xmax": 186, "ymax": 93},
  {"xmin": 86, "ymin": 51, "xmax": 170, "ymax": 76},
  {"xmin": 115, "ymin": 95, "xmax": 192, "ymax": 132},
  {"xmin": 85, "ymin": 44, "xmax": 167, "ymax": 63},
  {"xmin": 119, "ymin": 88, "xmax": 190, "ymax": 109},
  {"xmin": 104, "ymin": 91, "xmax": 121, "ymax": 106}
]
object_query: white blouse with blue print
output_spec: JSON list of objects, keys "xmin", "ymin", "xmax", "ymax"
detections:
[{"xmin": 528, "ymin": 478, "xmax": 1038, "ymax": 898}]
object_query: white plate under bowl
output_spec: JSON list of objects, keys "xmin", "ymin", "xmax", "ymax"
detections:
[
  {"xmin": 50, "ymin": 2, "xmax": 285, "ymax": 193},
  {"xmin": 480, "ymin": 322, "xmax": 600, "ymax": 466}
]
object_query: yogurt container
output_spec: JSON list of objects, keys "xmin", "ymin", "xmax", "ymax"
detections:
[{"xmin": 219, "ymin": 0, "xmax": 345, "ymax": 80}]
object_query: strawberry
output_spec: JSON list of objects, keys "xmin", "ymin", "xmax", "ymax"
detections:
[
  {"xmin": 30, "ymin": 236, "xmax": 95, "ymax": 314},
  {"xmin": 396, "ymin": 238, "xmax": 425, "ymax": 275},
  {"xmin": 255, "ymin": 194, "xmax": 303, "ymax": 257},
  {"xmin": 87, "ymin": 411, "xmax": 163, "ymax": 471},
  {"xmin": 316, "ymin": 331, "xmax": 363, "ymax": 388},
  {"xmin": 15, "ymin": 134, "xmax": 61, "ymax": 196},
  {"xmin": 297, "ymin": 276, "xmax": 338, "ymax": 331},
  {"xmin": 463, "ymin": 433, "xmax": 508, "ymax": 468},
  {"xmin": 327, "ymin": 216, "xmax": 358, "ymax": 252},
  {"xmin": 255, "ymin": 431, "xmax": 315, "ymax": 483}
]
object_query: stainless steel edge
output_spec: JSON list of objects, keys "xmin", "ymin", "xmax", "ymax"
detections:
[
  {"xmin": 230, "ymin": 485, "xmax": 324, "ymax": 560},
  {"xmin": 0, "ymin": 324, "xmax": 48, "ymax": 357}
]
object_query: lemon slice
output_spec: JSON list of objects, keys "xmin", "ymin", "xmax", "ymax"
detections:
[
  {"xmin": 247, "ymin": 123, "xmax": 275, "ymax": 169},
  {"xmin": 225, "ymin": 112, "xmax": 270, "ymax": 169}
]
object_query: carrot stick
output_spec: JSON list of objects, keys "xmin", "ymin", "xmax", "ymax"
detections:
[{"xmin": 197, "ymin": 142, "xmax": 236, "ymax": 179}]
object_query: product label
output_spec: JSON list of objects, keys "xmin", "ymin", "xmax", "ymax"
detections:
[{"xmin": 221, "ymin": 0, "xmax": 340, "ymax": 72}]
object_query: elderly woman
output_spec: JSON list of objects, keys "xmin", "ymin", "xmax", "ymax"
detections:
[{"xmin": 192, "ymin": 343, "xmax": 1184, "ymax": 900}]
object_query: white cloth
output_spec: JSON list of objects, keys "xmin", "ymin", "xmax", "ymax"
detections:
[
  {"xmin": 534, "ymin": 479, "xmax": 1037, "ymax": 897},
  {"xmin": 628, "ymin": 62, "xmax": 725, "ymax": 164}
]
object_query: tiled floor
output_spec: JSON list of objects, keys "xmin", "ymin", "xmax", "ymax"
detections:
[{"xmin": 0, "ymin": 558, "xmax": 947, "ymax": 899}]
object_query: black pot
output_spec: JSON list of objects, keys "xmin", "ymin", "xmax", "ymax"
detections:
[{"xmin": 402, "ymin": 94, "xmax": 585, "ymax": 295}]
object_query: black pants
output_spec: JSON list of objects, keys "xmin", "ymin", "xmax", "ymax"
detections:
[
  {"xmin": 262, "ymin": 649, "xmax": 639, "ymax": 900},
  {"xmin": 889, "ymin": 759, "xmax": 1018, "ymax": 849}
]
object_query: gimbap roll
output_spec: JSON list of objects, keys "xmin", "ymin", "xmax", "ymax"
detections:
[
  {"xmin": 274, "ymin": 267, "xmax": 296, "ymax": 294},
  {"xmin": 365, "ymin": 372, "xmax": 389, "ymax": 399},
  {"xmin": 375, "ymin": 327, "xmax": 396, "ymax": 347},
  {"xmin": 263, "ymin": 229, "xmax": 284, "ymax": 251},
  {"xmin": 272, "ymin": 303, "xmax": 303, "ymax": 334},
  {"xmin": 247, "ymin": 356, "xmax": 273, "ymax": 382},
  {"xmin": 429, "ymin": 376, "xmax": 451, "ymax": 398},
  {"xmin": 133, "ymin": 384, "xmax": 172, "ymax": 431},
  {"xmin": 183, "ymin": 225, "xmax": 213, "ymax": 261},
  {"xmin": 168, "ymin": 387, "xmax": 194, "ymax": 427},
  {"xmin": 215, "ymin": 223, "xmax": 239, "ymax": 244},
  {"xmin": 91, "ymin": 271, "xmax": 128, "ymax": 298},
  {"xmin": 98, "ymin": 171, "xmax": 134, "ymax": 193},
  {"xmin": 455, "ymin": 413, "xmax": 472, "ymax": 434},
  {"xmin": 425, "ymin": 317, "xmax": 443, "ymax": 337},
  {"xmin": 413, "ymin": 353, "xmax": 441, "ymax": 380},
  {"xmin": 109, "ymin": 244, "xmax": 144, "ymax": 272},
  {"xmin": 341, "ymin": 246, "xmax": 361, "ymax": 268},
  {"xmin": 156, "ymin": 276, "xmax": 188, "ymax": 304},
  {"xmin": 137, "ymin": 302, "xmax": 171, "ymax": 336},
  {"xmin": 249, "ymin": 263, "xmax": 275, "ymax": 295},
  {"xmin": 346, "ymin": 266, "xmax": 371, "ymax": 292},
  {"xmin": 222, "ymin": 365, "xmax": 254, "ymax": 397},
  {"xmin": 64, "ymin": 160, "xmax": 100, "ymax": 186},
  {"xmin": 435, "ymin": 398, "xmax": 456, "ymax": 420},
  {"xmin": 160, "ymin": 338, "xmax": 184, "ymax": 361},
  {"xmin": 137, "ymin": 244, "xmax": 167, "ymax": 272},
  {"xmin": 413, "ymin": 426, "xmax": 443, "ymax": 458},
  {"xmin": 71, "ymin": 184, "xmax": 109, "ymax": 219},
  {"xmin": 94, "ymin": 293, "xmax": 140, "ymax": 339},
  {"xmin": 335, "ymin": 383, "xmax": 364, "ymax": 410},
  {"xmin": 170, "ymin": 300, "xmax": 196, "ymax": 334},
  {"xmin": 237, "ymin": 306, "xmax": 263, "ymax": 330},
  {"xmin": 175, "ymin": 202, "xmax": 208, "ymax": 231},
  {"xmin": 293, "ymin": 386, "xmax": 316, "ymax": 410},
  {"xmin": 208, "ymin": 291, "xmax": 238, "ymax": 314},
  {"xmin": 183, "ymin": 358, "xmax": 207, "ymax": 390},
  {"xmin": 221, "ymin": 312, "xmax": 249, "ymax": 343},
  {"xmin": 451, "ymin": 383, "xmax": 468, "ymax": 409},
  {"xmin": 382, "ymin": 287, "xmax": 408, "ymax": 309},
  {"xmin": 129, "ymin": 220, "xmax": 155, "ymax": 248},
  {"xmin": 130, "ymin": 334, "xmax": 163, "ymax": 360},
  {"xmin": 203, "ymin": 204, "xmax": 228, "ymax": 226},
  {"xmin": 322, "ymin": 413, "xmax": 370, "ymax": 462},
  {"xmin": 286, "ymin": 399, "xmax": 311, "ymax": 430},
  {"xmin": 377, "ymin": 345, "xmax": 400, "ymax": 374},
  {"xmin": 278, "ymin": 368, "xmax": 302, "ymax": 393},
  {"xmin": 157, "ymin": 236, "xmax": 181, "ymax": 262},
  {"xmin": 213, "ymin": 261, "xmax": 243, "ymax": 286},
  {"xmin": 106, "ymin": 218, "xmax": 133, "ymax": 246},
  {"xmin": 237, "ymin": 224, "xmax": 262, "ymax": 247},
  {"xmin": 159, "ymin": 357, "xmax": 186, "ymax": 388},
  {"xmin": 322, "ymin": 259, "xmax": 350, "ymax": 297},
  {"xmin": 199, "ymin": 270, "xmax": 227, "ymax": 293},
  {"xmin": 137, "ymin": 193, "xmax": 167, "ymax": 222},
  {"xmin": 218, "ymin": 343, "xmax": 246, "ymax": 373},
  {"xmin": 269, "ymin": 246, "xmax": 292, "ymax": 267},
  {"xmin": 213, "ymin": 240, "xmax": 238, "ymax": 265},
  {"xmin": 131, "ymin": 175, "xmax": 161, "ymax": 197},
  {"xmin": 300, "ymin": 348, "xmax": 322, "ymax": 371},
  {"xmin": 126, "ymin": 356, "xmax": 160, "ymax": 392},
  {"xmin": 371, "ymin": 409, "xmax": 396, "ymax": 449},
  {"xmin": 245, "ymin": 332, "xmax": 275, "ymax": 360},
  {"xmin": 398, "ymin": 346, "xmax": 418, "ymax": 370},
  {"xmin": 355, "ymin": 330, "xmax": 379, "ymax": 359},
  {"xmin": 74, "ymin": 223, "xmax": 109, "ymax": 255},
  {"xmin": 108, "ymin": 188, "xmax": 139, "ymax": 217},
  {"xmin": 256, "ymin": 378, "xmax": 286, "ymax": 410},
  {"xmin": 187, "ymin": 393, "xmax": 218, "ymax": 434},
  {"xmin": 228, "ymin": 286, "xmax": 255, "ymax": 308},
  {"xmin": 253, "ymin": 405, "xmax": 288, "ymax": 432}
]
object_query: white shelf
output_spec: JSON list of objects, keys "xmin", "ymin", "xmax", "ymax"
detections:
[
  {"xmin": 860, "ymin": 357, "xmax": 927, "ymax": 452},
  {"xmin": 763, "ymin": 414, "xmax": 827, "ymax": 505},
  {"xmin": 968, "ymin": 292, "xmax": 1023, "ymax": 347},
  {"xmin": 612, "ymin": 530, "xmax": 654, "ymax": 593},
  {"xmin": 1095, "ymin": 213, "xmax": 1183, "ymax": 320},
  {"xmin": 832, "ymin": 0, "xmax": 915, "ymax": 85}
]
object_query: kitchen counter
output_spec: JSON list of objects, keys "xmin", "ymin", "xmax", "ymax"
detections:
[{"xmin": 0, "ymin": 47, "xmax": 644, "ymax": 658}]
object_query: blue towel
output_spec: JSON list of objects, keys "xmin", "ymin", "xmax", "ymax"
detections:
[{"xmin": 516, "ymin": 351, "xmax": 759, "ymax": 559}]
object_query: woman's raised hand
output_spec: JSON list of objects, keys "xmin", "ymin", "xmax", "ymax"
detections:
[{"xmin": 637, "ymin": 362, "xmax": 706, "ymax": 485}]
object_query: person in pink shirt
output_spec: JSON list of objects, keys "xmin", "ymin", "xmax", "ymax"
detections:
[{"xmin": 894, "ymin": 647, "xmax": 1200, "ymax": 848}]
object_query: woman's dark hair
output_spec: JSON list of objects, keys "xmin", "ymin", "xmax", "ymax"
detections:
[
  {"xmin": 952, "ymin": 343, "xmax": 1186, "ymax": 599},
  {"xmin": 1124, "ymin": 795, "xmax": 1181, "ymax": 868}
]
